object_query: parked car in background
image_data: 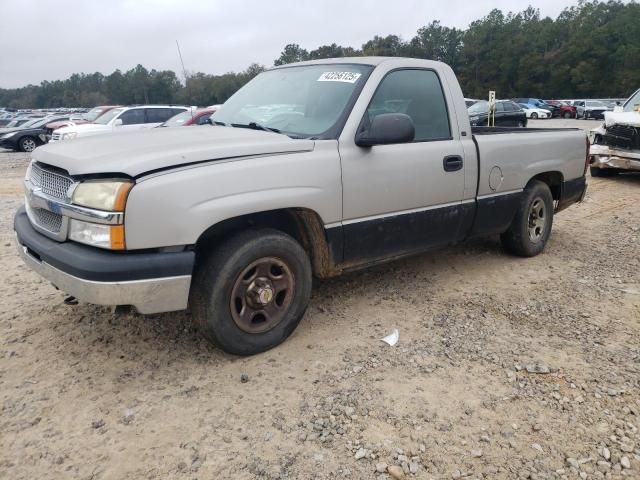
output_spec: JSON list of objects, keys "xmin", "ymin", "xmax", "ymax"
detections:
[
  {"xmin": 468, "ymin": 100, "xmax": 527, "ymax": 127},
  {"xmin": 465, "ymin": 98, "xmax": 481, "ymax": 108},
  {"xmin": 50, "ymin": 105, "xmax": 189, "ymax": 142},
  {"xmin": 518, "ymin": 105, "xmax": 551, "ymax": 119},
  {"xmin": 545, "ymin": 100, "xmax": 577, "ymax": 118},
  {"xmin": 574, "ymin": 100, "xmax": 609, "ymax": 119},
  {"xmin": 513, "ymin": 98, "xmax": 554, "ymax": 116},
  {"xmin": 45, "ymin": 105, "xmax": 121, "ymax": 133},
  {"xmin": 0, "ymin": 115, "xmax": 71, "ymax": 151},
  {"xmin": 589, "ymin": 87, "xmax": 640, "ymax": 176},
  {"xmin": 160, "ymin": 107, "xmax": 218, "ymax": 127}
]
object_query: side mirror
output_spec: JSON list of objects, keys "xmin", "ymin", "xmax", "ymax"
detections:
[
  {"xmin": 205, "ymin": 117, "xmax": 214, "ymax": 125},
  {"xmin": 613, "ymin": 106, "xmax": 623, "ymax": 113},
  {"xmin": 114, "ymin": 118, "xmax": 123, "ymax": 127},
  {"xmin": 355, "ymin": 113, "xmax": 415, "ymax": 147}
]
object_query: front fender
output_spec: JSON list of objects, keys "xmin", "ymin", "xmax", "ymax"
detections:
[{"xmin": 124, "ymin": 144, "xmax": 341, "ymax": 250}]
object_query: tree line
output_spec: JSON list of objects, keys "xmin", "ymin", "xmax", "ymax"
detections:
[{"xmin": 1, "ymin": 1, "xmax": 638, "ymax": 109}]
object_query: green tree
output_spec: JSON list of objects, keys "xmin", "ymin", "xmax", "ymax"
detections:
[{"xmin": 274, "ymin": 44, "xmax": 309, "ymax": 66}]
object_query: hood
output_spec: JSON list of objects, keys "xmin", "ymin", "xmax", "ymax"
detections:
[
  {"xmin": 32, "ymin": 125, "xmax": 315, "ymax": 177},
  {"xmin": 0, "ymin": 125, "xmax": 31, "ymax": 135},
  {"xmin": 55, "ymin": 123, "xmax": 112, "ymax": 135},
  {"xmin": 604, "ymin": 111, "xmax": 640, "ymax": 128},
  {"xmin": 47, "ymin": 120, "xmax": 87, "ymax": 129},
  {"xmin": 2, "ymin": 127, "xmax": 44, "ymax": 136}
]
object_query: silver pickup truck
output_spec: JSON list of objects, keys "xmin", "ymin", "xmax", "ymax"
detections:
[{"xmin": 15, "ymin": 57, "xmax": 588, "ymax": 355}]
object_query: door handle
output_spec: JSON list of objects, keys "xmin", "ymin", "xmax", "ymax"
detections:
[{"xmin": 443, "ymin": 155, "xmax": 463, "ymax": 172}]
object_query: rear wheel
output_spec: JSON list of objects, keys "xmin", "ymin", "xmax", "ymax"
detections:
[
  {"xmin": 563, "ymin": 111, "xmax": 572, "ymax": 119},
  {"xmin": 191, "ymin": 229, "xmax": 312, "ymax": 355},
  {"xmin": 19, "ymin": 136, "xmax": 38, "ymax": 152},
  {"xmin": 501, "ymin": 180, "xmax": 554, "ymax": 257}
]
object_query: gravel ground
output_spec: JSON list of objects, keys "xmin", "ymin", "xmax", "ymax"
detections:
[{"xmin": 1, "ymin": 121, "xmax": 639, "ymax": 479}]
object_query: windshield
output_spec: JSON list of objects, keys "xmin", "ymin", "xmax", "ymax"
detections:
[
  {"xmin": 84, "ymin": 107, "xmax": 108, "ymax": 122},
  {"xmin": 94, "ymin": 108, "xmax": 123, "ymax": 125},
  {"xmin": 623, "ymin": 89, "xmax": 640, "ymax": 112},
  {"xmin": 162, "ymin": 110, "xmax": 195, "ymax": 127},
  {"xmin": 468, "ymin": 101, "xmax": 489, "ymax": 114},
  {"xmin": 211, "ymin": 64, "xmax": 372, "ymax": 138}
]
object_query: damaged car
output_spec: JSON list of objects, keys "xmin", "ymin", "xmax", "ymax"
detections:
[{"xmin": 589, "ymin": 88, "xmax": 640, "ymax": 177}]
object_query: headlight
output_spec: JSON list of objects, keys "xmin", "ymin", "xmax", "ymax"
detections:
[
  {"xmin": 72, "ymin": 180, "xmax": 133, "ymax": 211},
  {"xmin": 69, "ymin": 219, "xmax": 125, "ymax": 250},
  {"xmin": 62, "ymin": 132, "xmax": 78, "ymax": 140}
]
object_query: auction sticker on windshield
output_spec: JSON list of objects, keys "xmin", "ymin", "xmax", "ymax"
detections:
[{"xmin": 317, "ymin": 72, "xmax": 362, "ymax": 83}]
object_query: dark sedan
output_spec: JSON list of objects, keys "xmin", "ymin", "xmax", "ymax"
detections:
[
  {"xmin": 468, "ymin": 100, "xmax": 527, "ymax": 127},
  {"xmin": 0, "ymin": 115, "xmax": 70, "ymax": 152}
]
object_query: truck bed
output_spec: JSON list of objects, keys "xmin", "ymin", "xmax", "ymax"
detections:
[{"xmin": 471, "ymin": 126, "xmax": 587, "ymax": 198}]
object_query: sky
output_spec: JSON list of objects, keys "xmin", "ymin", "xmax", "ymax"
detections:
[{"xmin": 0, "ymin": 0, "xmax": 584, "ymax": 89}]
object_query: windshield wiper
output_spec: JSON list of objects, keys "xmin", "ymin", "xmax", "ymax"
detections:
[
  {"xmin": 211, "ymin": 120, "xmax": 227, "ymax": 126},
  {"xmin": 231, "ymin": 122, "xmax": 281, "ymax": 134}
]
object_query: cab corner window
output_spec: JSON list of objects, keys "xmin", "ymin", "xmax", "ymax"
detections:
[{"xmin": 366, "ymin": 69, "xmax": 451, "ymax": 142}]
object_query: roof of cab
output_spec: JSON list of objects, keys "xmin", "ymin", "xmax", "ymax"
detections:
[{"xmin": 271, "ymin": 56, "xmax": 446, "ymax": 70}]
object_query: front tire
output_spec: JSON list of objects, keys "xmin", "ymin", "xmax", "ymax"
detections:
[
  {"xmin": 19, "ymin": 136, "xmax": 38, "ymax": 152},
  {"xmin": 563, "ymin": 111, "xmax": 572, "ymax": 119},
  {"xmin": 501, "ymin": 180, "xmax": 554, "ymax": 257},
  {"xmin": 531, "ymin": 112, "xmax": 538, "ymax": 119},
  {"xmin": 191, "ymin": 229, "xmax": 312, "ymax": 355}
]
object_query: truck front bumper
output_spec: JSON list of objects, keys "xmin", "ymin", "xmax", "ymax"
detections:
[
  {"xmin": 590, "ymin": 144, "xmax": 640, "ymax": 172},
  {"xmin": 14, "ymin": 207, "xmax": 194, "ymax": 314}
]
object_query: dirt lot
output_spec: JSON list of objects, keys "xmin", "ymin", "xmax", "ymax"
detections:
[{"xmin": 1, "ymin": 119, "xmax": 639, "ymax": 479}]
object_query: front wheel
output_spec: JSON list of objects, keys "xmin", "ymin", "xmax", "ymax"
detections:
[
  {"xmin": 563, "ymin": 111, "xmax": 572, "ymax": 119},
  {"xmin": 501, "ymin": 180, "xmax": 554, "ymax": 257},
  {"xmin": 191, "ymin": 229, "xmax": 312, "ymax": 355},
  {"xmin": 531, "ymin": 112, "xmax": 538, "ymax": 119},
  {"xmin": 19, "ymin": 136, "xmax": 38, "ymax": 152}
]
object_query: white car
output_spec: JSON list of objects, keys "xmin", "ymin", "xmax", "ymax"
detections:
[
  {"xmin": 521, "ymin": 107, "xmax": 550, "ymax": 119},
  {"xmin": 50, "ymin": 105, "xmax": 189, "ymax": 142}
]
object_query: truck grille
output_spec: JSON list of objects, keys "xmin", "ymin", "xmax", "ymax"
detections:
[
  {"xmin": 31, "ymin": 207, "xmax": 63, "ymax": 233},
  {"xmin": 30, "ymin": 163, "xmax": 73, "ymax": 200},
  {"xmin": 603, "ymin": 124, "xmax": 640, "ymax": 150}
]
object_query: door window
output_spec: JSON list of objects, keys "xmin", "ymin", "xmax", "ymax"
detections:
[
  {"xmin": 366, "ymin": 69, "xmax": 451, "ymax": 142},
  {"xmin": 145, "ymin": 108, "xmax": 175, "ymax": 123},
  {"xmin": 118, "ymin": 109, "xmax": 145, "ymax": 125},
  {"xmin": 495, "ymin": 102, "xmax": 505, "ymax": 112}
]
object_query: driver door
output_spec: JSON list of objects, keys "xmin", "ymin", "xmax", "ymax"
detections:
[{"xmin": 338, "ymin": 68, "xmax": 468, "ymax": 263}]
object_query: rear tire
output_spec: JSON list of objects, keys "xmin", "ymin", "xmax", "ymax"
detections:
[
  {"xmin": 563, "ymin": 111, "xmax": 572, "ymax": 119},
  {"xmin": 191, "ymin": 228, "xmax": 312, "ymax": 355},
  {"xmin": 501, "ymin": 180, "xmax": 554, "ymax": 257}
]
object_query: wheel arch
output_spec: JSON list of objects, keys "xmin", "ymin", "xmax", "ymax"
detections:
[
  {"xmin": 194, "ymin": 208, "xmax": 340, "ymax": 278},
  {"xmin": 528, "ymin": 171, "xmax": 563, "ymax": 201}
]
